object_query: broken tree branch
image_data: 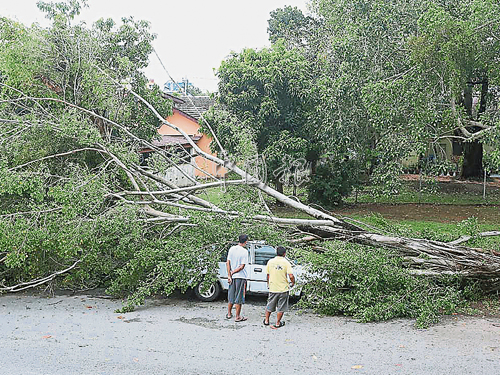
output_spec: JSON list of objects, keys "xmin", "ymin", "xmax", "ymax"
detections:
[
  {"xmin": 112, "ymin": 179, "xmax": 249, "ymax": 197},
  {"xmin": 299, "ymin": 224, "xmax": 500, "ymax": 278},
  {"xmin": 1, "ymin": 259, "xmax": 81, "ymax": 293}
]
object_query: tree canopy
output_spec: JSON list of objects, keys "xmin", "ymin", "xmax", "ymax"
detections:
[
  {"xmin": 265, "ymin": 0, "xmax": 500, "ymax": 186},
  {"xmin": 0, "ymin": 2, "xmax": 334, "ymax": 305},
  {"xmin": 204, "ymin": 42, "xmax": 319, "ymax": 190},
  {"xmin": 204, "ymin": 38, "xmax": 363, "ymax": 203}
]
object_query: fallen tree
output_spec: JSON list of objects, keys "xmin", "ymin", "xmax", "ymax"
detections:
[
  {"xmin": 109, "ymin": 82, "xmax": 500, "ymax": 284},
  {"xmin": 1, "ymin": 4, "xmax": 499, "ymax": 328},
  {"xmin": 4, "ymin": 78, "xmax": 499, "ymax": 290},
  {"xmin": 299, "ymin": 225, "xmax": 500, "ymax": 279}
]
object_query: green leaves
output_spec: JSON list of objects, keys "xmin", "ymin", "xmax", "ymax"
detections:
[
  {"xmin": 110, "ymin": 204, "xmax": 287, "ymax": 311},
  {"xmin": 0, "ymin": 5, "xmax": 173, "ymax": 294},
  {"xmin": 307, "ymin": 156, "xmax": 360, "ymax": 206},
  {"xmin": 296, "ymin": 241, "xmax": 462, "ymax": 328},
  {"xmin": 37, "ymin": 0, "xmax": 89, "ymax": 21},
  {"xmin": 268, "ymin": 6, "xmax": 315, "ymax": 47},
  {"xmin": 209, "ymin": 41, "xmax": 332, "ymax": 189}
]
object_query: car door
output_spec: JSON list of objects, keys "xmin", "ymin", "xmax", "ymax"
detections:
[
  {"xmin": 218, "ymin": 245, "xmax": 230, "ymax": 291},
  {"xmin": 248, "ymin": 245, "xmax": 276, "ymax": 294}
]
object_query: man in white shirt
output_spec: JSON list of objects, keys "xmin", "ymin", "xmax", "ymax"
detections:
[{"xmin": 226, "ymin": 234, "xmax": 249, "ymax": 322}]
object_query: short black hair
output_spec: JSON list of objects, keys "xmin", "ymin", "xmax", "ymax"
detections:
[
  {"xmin": 276, "ymin": 246, "xmax": 286, "ymax": 256},
  {"xmin": 238, "ymin": 234, "xmax": 248, "ymax": 244}
]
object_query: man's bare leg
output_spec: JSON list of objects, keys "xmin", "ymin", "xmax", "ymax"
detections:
[
  {"xmin": 235, "ymin": 304, "xmax": 242, "ymax": 320},
  {"xmin": 264, "ymin": 310, "xmax": 271, "ymax": 325},
  {"xmin": 227, "ymin": 303, "xmax": 233, "ymax": 318},
  {"xmin": 275, "ymin": 311, "xmax": 284, "ymax": 326}
]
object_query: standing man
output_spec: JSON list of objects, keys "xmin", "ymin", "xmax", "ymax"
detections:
[
  {"xmin": 226, "ymin": 234, "xmax": 249, "ymax": 322},
  {"xmin": 263, "ymin": 246, "xmax": 295, "ymax": 328}
]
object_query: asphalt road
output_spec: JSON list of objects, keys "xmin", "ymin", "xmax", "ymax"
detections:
[{"xmin": 1, "ymin": 292, "xmax": 499, "ymax": 375}]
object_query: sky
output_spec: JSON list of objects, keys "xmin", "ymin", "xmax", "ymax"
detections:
[{"xmin": 3, "ymin": 0, "xmax": 310, "ymax": 93}]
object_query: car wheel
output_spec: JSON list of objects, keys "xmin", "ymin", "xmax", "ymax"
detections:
[
  {"xmin": 290, "ymin": 291, "xmax": 302, "ymax": 303},
  {"xmin": 194, "ymin": 282, "xmax": 221, "ymax": 302}
]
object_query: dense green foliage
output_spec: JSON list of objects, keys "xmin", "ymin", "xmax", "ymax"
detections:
[
  {"xmin": 264, "ymin": 0, "xmax": 500, "ymax": 190},
  {"xmin": 205, "ymin": 42, "xmax": 318, "ymax": 168},
  {"xmin": 295, "ymin": 242, "xmax": 464, "ymax": 328},
  {"xmin": 0, "ymin": 2, "xmax": 169, "ymax": 295},
  {"xmin": 307, "ymin": 157, "xmax": 360, "ymax": 206},
  {"xmin": 0, "ymin": 3, "xmax": 291, "ymax": 308},
  {"xmin": 204, "ymin": 39, "xmax": 361, "ymax": 202},
  {"xmin": 291, "ymin": 213, "xmax": 499, "ymax": 327},
  {"xmin": 203, "ymin": 0, "xmax": 500, "ymax": 205},
  {"xmin": 267, "ymin": 5, "xmax": 318, "ymax": 49},
  {"xmin": 111, "ymin": 194, "xmax": 288, "ymax": 312},
  {"xmin": 207, "ymin": 0, "xmax": 500, "ymax": 204}
]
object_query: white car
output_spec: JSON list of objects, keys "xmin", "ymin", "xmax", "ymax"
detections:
[{"xmin": 194, "ymin": 241, "xmax": 303, "ymax": 302}]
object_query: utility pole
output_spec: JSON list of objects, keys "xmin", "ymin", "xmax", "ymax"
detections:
[{"xmin": 483, "ymin": 169, "xmax": 487, "ymax": 199}]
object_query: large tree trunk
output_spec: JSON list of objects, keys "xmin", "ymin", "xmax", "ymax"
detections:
[
  {"xmin": 298, "ymin": 225, "xmax": 500, "ymax": 287},
  {"xmin": 460, "ymin": 81, "xmax": 486, "ymax": 179},
  {"xmin": 461, "ymin": 141, "xmax": 483, "ymax": 178}
]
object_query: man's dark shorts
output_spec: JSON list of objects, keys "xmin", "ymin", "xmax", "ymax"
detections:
[
  {"xmin": 228, "ymin": 278, "xmax": 246, "ymax": 304},
  {"xmin": 266, "ymin": 291, "xmax": 289, "ymax": 313}
]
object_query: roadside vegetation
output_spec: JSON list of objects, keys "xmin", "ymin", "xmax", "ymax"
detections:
[
  {"xmin": 293, "ymin": 242, "xmax": 467, "ymax": 328},
  {"xmin": 291, "ymin": 219, "xmax": 499, "ymax": 327}
]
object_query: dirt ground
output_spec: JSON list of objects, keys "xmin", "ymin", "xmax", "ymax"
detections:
[
  {"xmin": 334, "ymin": 203, "xmax": 500, "ymax": 224},
  {"xmin": 333, "ymin": 177, "xmax": 500, "ymax": 223},
  {"xmin": 1, "ymin": 292, "xmax": 500, "ymax": 375}
]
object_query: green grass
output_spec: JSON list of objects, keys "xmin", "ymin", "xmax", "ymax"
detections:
[
  {"xmin": 198, "ymin": 187, "xmax": 225, "ymax": 206},
  {"xmin": 346, "ymin": 180, "xmax": 500, "ymax": 205},
  {"xmin": 345, "ymin": 213, "xmax": 498, "ymax": 241}
]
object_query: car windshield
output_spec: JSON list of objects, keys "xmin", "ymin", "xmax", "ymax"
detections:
[{"xmin": 254, "ymin": 246, "xmax": 276, "ymax": 265}]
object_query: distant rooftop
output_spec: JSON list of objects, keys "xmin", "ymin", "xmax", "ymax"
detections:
[
  {"xmin": 139, "ymin": 134, "xmax": 202, "ymax": 152},
  {"xmin": 162, "ymin": 93, "xmax": 214, "ymax": 121}
]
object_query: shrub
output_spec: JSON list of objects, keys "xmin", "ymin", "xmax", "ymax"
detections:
[{"xmin": 307, "ymin": 158, "xmax": 359, "ymax": 207}]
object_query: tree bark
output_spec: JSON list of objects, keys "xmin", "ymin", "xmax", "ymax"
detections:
[
  {"xmin": 461, "ymin": 141, "xmax": 483, "ymax": 178},
  {"xmin": 298, "ymin": 225, "xmax": 500, "ymax": 282},
  {"xmin": 459, "ymin": 79, "xmax": 487, "ymax": 178},
  {"xmin": 275, "ymin": 180, "xmax": 285, "ymax": 206}
]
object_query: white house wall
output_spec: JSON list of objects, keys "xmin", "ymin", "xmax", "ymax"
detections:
[{"xmin": 163, "ymin": 163, "xmax": 196, "ymax": 187}]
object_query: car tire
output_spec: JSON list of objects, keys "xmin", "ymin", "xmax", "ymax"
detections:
[
  {"xmin": 194, "ymin": 282, "xmax": 221, "ymax": 302},
  {"xmin": 290, "ymin": 291, "xmax": 302, "ymax": 303}
]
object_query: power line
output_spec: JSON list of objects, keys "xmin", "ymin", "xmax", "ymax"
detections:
[{"xmin": 151, "ymin": 47, "xmax": 226, "ymax": 156}]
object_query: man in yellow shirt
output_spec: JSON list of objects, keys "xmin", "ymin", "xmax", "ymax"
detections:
[{"xmin": 263, "ymin": 246, "xmax": 295, "ymax": 328}]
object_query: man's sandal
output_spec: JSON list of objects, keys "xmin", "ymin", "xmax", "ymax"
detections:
[
  {"xmin": 263, "ymin": 319, "xmax": 270, "ymax": 326},
  {"xmin": 225, "ymin": 314, "xmax": 233, "ymax": 319},
  {"xmin": 273, "ymin": 321, "xmax": 285, "ymax": 329},
  {"xmin": 235, "ymin": 317, "xmax": 248, "ymax": 322}
]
